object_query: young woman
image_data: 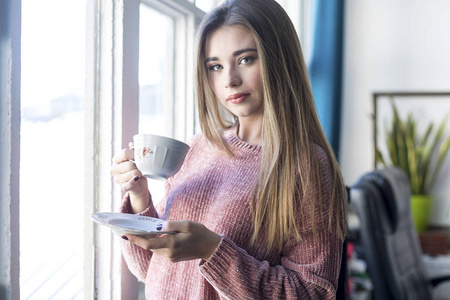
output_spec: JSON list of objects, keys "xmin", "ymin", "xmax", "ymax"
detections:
[{"xmin": 110, "ymin": 0, "xmax": 347, "ymax": 299}]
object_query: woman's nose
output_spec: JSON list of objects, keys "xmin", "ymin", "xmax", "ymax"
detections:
[{"xmin": 225, "ymin": 67, "xmax": 242, "ymax": 88}]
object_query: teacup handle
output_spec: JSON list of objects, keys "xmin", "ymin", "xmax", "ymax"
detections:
[{"xmin": 129, "ymin": 146, "xmax": 135, "ymax": 163}]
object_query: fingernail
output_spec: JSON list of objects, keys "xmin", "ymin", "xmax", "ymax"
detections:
[
  {"xmin": 121, "ymin": 235, "xmax": 128, "ymax": 240},
  {"xmin": 156, "ymin": 224, "xmax": 162, "ymax": 231},
  {"xmin": 134, "ymin": 176, "xmax": 140, "ymax": 182}
]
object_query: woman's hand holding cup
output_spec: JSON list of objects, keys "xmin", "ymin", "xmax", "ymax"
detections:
[
  {"xmin": 110, "ymin": 135, "xmax": 189, "ymax": 213},
  {"xmin": 110, "ymin": 142, "xmax": 149, "ymax": 213}
]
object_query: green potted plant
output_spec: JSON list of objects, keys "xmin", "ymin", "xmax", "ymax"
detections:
[{"xmin": 376, "ymin": 98, "xmax": 450, "ymax": 232}]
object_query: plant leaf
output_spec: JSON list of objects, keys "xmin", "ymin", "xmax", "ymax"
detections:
[
  {"xmin": 376, "ymin": 149, "xmax": 387, "ymax": 167},
  {"xmin": 427, "ymin": 115, "xmax": 450, "ymax": 191},
  {"xmin": 417, "ymin": 123, "xmax": 434, "ymax": 176},
  {"xmin": 377, "ymin": 100, "xmax": 449, "ymax": 194},
  {"xmin": 422, "ymin": 114, "xmax": 448, "ymax": 192}
]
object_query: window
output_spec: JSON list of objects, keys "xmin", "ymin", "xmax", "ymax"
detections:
[
  {"xmin": 20, "ymin": 0, "xmax": 85, "ymax": 298},
  {"xmin": 139, "ymin": 7, "xmax": 173, "ymax": 137},
  {"xmin": 84, "ymin": 0, "xmax": 203, "ymax": 298},
  {"xmin": 138, "ymin": 6, "xmax": 175, "ymax": 203},
  {"xmin": 195, "ymin": 0, "xmax": 219, "ymax": 11}
]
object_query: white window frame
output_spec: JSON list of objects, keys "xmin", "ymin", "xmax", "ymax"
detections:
[
  {"xmin": 84, "ymin": 0, "xmax": 203, "ymax": 299},
  {"xmin": 0, "ymin": 0, "xmax": 21, "ymax": 299}
]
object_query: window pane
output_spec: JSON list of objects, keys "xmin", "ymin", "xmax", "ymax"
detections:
[
  {"xmin": 139, "ymin": 5, "xmax": 173, "ymax": 137},
  {"xmin": 196, "ymin": 0, "xmax": 218, "ymax": 12},
  {"xmin": 139, "ymin": 5, "xmax": 174, "ymax": 203},
  {"xmin": 20, "ymin": 0, "xmax": 85, "ymax": 299}
]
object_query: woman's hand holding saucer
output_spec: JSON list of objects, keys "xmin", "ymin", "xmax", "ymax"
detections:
[{"xmin": 122, "ymin": 220, "xmax": 221, "ymax": 262}]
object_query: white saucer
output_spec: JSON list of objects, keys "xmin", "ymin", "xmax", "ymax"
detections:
[{"xmin": 91, "ymin": 212, "xmax": 174, "ymax": 238}]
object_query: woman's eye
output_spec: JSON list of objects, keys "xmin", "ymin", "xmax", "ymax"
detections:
[
  {"xmin": 208, "ymin": 64, "xmax": 222, "ymax": 71},
  {"xmin": 239, "ymin": 56, "xmax": 254, "ymax": 65}
]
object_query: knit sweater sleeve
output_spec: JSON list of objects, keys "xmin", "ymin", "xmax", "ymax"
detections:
[
  {"xmin": 198, "ymin": 145, "xmax": 343, "ymax": 300},
  {"xmin": 119, "ymin": 192, "xmax": 159, "ymax": 282},
  {"xmin": 199, "ymin": 229, "xmax": 342, "ymax": 299}
]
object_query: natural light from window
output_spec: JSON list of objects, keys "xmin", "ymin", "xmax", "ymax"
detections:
[
  {"xmin": 20, "ymin": 0, "xmax": 85, "ymax": 298},
  {"xmin": 196, "ymin": 0, "xmax": 219, "ymax": 12},
  {"xmin": 139, "ymin": 5, "xmax": 174, "ymax": 204}
]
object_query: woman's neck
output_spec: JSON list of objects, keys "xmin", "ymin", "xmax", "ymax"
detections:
[{"xmin": 237, "ymin": 116, "xmax": 263, "ymax": 146}]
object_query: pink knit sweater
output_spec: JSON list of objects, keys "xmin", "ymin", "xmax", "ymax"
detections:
[{"xmin": 120, "ymin": 126, "xmax": 343, "ymax": 299}]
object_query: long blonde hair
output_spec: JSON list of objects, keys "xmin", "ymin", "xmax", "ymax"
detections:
[{"xmin": 195, "ymin": 0, "xmax": 347, "ymax": 253}]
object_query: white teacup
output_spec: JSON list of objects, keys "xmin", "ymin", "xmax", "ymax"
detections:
[{"xmin": 133, "ymin": 134, "xmax": 190, "ymax": 180}]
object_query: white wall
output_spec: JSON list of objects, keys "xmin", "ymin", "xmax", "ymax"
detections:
[{"xmin": 340, "ymin": 0, "xmax": 450, "ymax": 225}]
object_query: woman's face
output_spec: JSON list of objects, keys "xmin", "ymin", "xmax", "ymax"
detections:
[{"xmin": 204, "ymin": 26, "xmax": 263, "ymax": 122}]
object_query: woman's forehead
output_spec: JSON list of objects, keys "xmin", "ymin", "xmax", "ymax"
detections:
[{"xmin": 204, "ymin": 26, "xmax": 257, "ymax": 58}]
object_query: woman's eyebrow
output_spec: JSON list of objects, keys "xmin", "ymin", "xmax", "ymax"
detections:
[
  {"xmin": 205, "ymin": 56, "xmax": 218, "ymax": 64},
  {"xmin": 205, "ymin": 48, "xmax": 257, "ymax": 64},
  {"xmin": 232, "ymin": 48, "xmax": 257, "ymax": 56}
]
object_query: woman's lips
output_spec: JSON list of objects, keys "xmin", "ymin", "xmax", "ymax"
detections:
[{"xmin": 226, "ymin": 93, "xmax": 250, "ymax": 104}]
